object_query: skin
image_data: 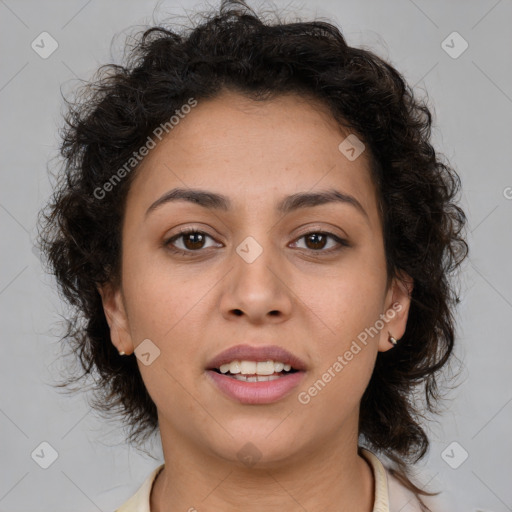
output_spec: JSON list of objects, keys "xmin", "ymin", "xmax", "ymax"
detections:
[{"xmin": 99, "ymin": 90, "xmax": 413, "ymax": 512}]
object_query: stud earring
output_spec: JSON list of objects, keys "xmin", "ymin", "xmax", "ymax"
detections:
[
  {"xmin": 388, "ymin": 334, "xmax": 398, "ymax": 346},
  {"xmin": 119, "ymin": 351, "xmax": 126, "ymax": 356}
]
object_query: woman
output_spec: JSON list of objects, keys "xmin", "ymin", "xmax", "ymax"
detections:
[{"xmin": 38, "ymin": 0, "xmax": 468, "ymax": 510}]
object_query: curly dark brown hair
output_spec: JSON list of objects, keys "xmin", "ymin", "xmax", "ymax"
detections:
[{"xmin": 38, "ymin": 0, "xmax": 468, "ymax": 508}]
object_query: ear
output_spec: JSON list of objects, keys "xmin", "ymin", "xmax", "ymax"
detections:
[
  {"xmin": 377, "ymin": 271, "xmax": 414, "ymax": 352},
  {"xmin": 97, "ymin": 282, "xmax": 134, "ymax": 355}
]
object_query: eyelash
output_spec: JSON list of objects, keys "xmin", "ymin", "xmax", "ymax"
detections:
[{"xmin": 164, "ymin": 228, "xmax": 349, "ymax": 256}]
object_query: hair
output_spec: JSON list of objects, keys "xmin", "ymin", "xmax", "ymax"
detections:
[{"xmin": 38, "ymin": 1, "xmax": 468, "ymax": 509}]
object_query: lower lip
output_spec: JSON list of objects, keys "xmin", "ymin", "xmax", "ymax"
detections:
[{"xmin": 206, "ymin": 370, "xmax": 306, "ymax": 404}]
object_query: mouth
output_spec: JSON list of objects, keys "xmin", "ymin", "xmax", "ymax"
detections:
[
  {"xmin": 205, "ymin": 344, "xmax": 307, "ymax": 404},
  {"xmin": 209, "ymin": 360, "xmax": 300, "ymax": 381}
]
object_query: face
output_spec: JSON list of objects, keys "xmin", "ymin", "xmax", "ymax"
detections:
[{"xmin": 100, "ymin": 90, "xmax": 412, "ymax": 467}]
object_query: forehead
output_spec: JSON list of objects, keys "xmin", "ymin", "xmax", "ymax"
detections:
[{"xmin": 125, "ymin": 90, "xmax": 379, "ymax": 224}]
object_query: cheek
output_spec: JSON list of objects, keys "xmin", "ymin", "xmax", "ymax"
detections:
[
  {"xmin": 121, "ymin": 244, "xmax": 210, "ymax": 340},
  {"xmin": 291, "ymin": 248, "xmax": 386, "ymax": 404},
  {"xmin": 121, "ymin": 255, "xmax": 212, "ymax": 409},
  {"xmin": 295, "ymin": 273, "xmax": 381, "ymax": 417},
  {"xmin": 296, "ymin": 251, "xmax": 387, "ymax": 345},
  {"xmin": 298, "ymin": 348, "xmax": 376, "ymax": 432}
]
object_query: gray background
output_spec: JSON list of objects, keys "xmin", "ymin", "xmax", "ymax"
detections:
[{"xmin": 1, "ymin": 0, "xmax": 511, "ymax": 511}]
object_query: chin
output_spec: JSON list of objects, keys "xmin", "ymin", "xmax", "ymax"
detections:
[{"xmin": 206, "ymin": 426, "xmax": 307, "ymax": 469}]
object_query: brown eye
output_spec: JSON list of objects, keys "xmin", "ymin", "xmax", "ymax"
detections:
[
  {"xmin": 305, "ymin": 233, "xmax": 328, "ymax": 250},
  {"xmin": 291, "ymin": 232, "xmax": 349, "ymax": 253},
  {"xmin": 165, "ymin": 230, "xmax": 221, "ymax": 254},
  {"xmin": 182, "ymin": 232, "xmax": 206, "ymax": 250}
]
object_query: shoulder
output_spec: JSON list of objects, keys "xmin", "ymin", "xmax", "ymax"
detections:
[
  {"xmin": 360, "ymin": 448, "xmax": 445, "ymax": 512},
  {"xmin": 386, "ymin": 469, "xmax": 424, "ymax": 511},
  {"xmin": 114, "ymin": 463, "xmax": 164, "ymax": 512},
  {"xmin": 116, "ymin": 454, "xmax": 447, "ymax": 512}
]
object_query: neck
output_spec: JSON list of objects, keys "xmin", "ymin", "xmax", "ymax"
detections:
[{"xmin": 150, "ymin": 425, "xmax": 374, "ymax": 512}]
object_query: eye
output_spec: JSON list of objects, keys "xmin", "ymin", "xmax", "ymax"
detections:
[
  {"xmin": 164, "ymin": 228, "xmax": 349, "ymax": 256},
  {"xmin": 290, "ymin": 231, "xmax": 349, "ymax": 252},
  {"xmin": 164, "ymin": 229, "xmax": 221, "ymax": 255}
]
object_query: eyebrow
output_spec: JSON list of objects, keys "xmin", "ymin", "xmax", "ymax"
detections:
[{"xmin": 145, "ymin": 187, "xmax": 369, "ymax": 220}]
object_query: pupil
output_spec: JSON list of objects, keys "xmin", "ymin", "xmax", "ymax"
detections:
[
  {"xmin": 307, "ymin": 233, "xmax": 326, "ymax": 250},
  {"xmin": 185, "ymin": 232, "xmax": 204, "ymax": 250}
]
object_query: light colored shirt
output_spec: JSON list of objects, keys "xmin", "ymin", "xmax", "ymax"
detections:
[{"xmin": 114, "ymin": 448, "xmax": 428, "ymax": 511}]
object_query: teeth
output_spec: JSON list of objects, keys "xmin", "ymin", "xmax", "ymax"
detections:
[
  {"xmin": 240, "ymin": 361, "xmax": 257, "ymax": 375},
  {"xmin": 256, "ymin": 361, "xmax": 274, "ymax": 375},
  {"xmin": 217, "ymin": 360, "xmax": 295, "ymax": 375},
  {"xmin": 233, "ymin": 374, "xmax": 282, "ymax": 382}
]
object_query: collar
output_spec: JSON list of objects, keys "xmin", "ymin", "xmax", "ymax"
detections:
[{"xmin": 115, "ymin": 448, "xmax": 390, "ymax": 512}]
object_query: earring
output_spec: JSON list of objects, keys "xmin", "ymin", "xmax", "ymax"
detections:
[
  {"xmin": 119, "ymin": 351, "xmax": 126, "ymax": 356},
  {"xmin": 388, "ymin": 334, "xmax": 398, "ymax": 346}
]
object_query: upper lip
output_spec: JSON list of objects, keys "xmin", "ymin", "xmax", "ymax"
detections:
[{"xmin": 206, "ymin": 344, "xmax": 307, "ymax": 371}]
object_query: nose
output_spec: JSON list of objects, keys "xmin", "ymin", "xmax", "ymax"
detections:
[{"xmin": 219, "ymin": 239, "xmax": 293, "ymax": 325}]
